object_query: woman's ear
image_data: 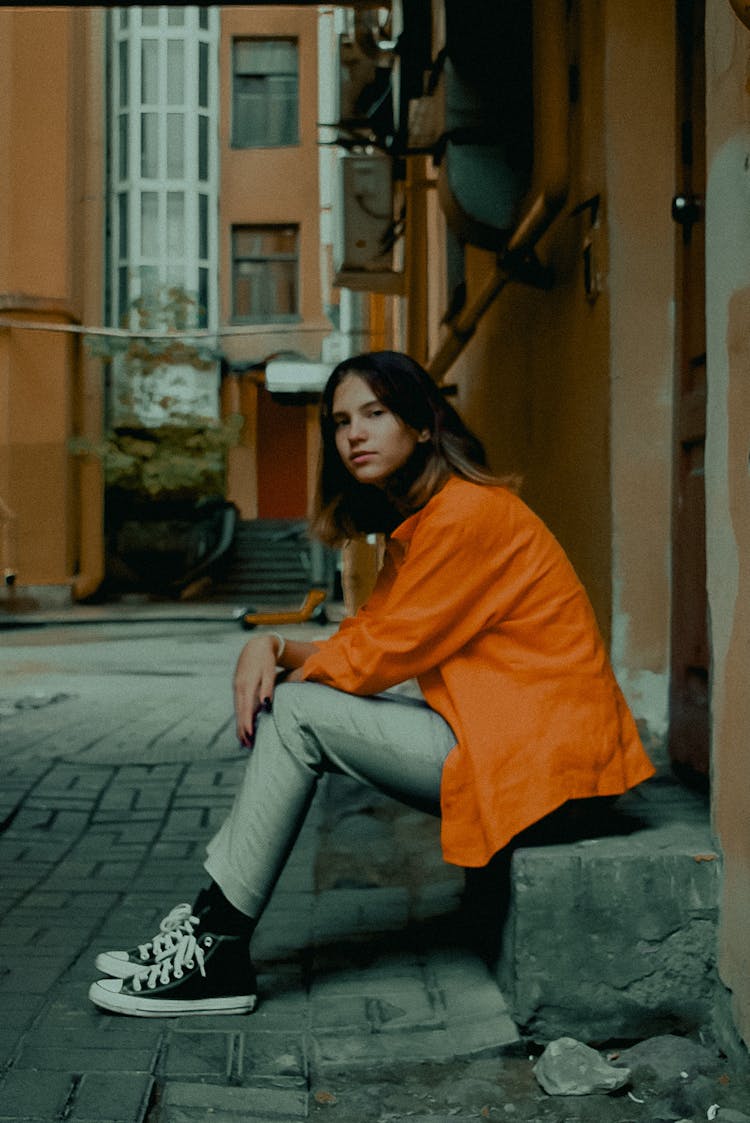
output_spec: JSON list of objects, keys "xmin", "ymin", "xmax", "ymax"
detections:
[{"xmin": 417, "ymin": 429, "xmax": 430, "ymax": 443}]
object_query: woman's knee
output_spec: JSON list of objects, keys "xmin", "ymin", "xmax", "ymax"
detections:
[
  {"xmin": 261, "ymin": 682, "xmax": 328, "ymax": 768},
  {"xmin": 270, "ymin": 681, "xmax": 316, "ymax": 729}
]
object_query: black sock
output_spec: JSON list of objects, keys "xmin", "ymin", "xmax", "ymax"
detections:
[{"xmin": 193, "ymin": 881, "xmax": 256, "ymax": 937}]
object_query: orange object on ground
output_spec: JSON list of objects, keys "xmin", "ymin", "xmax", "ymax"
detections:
[
  {"xmin": 241, "ymin": 588, "xmax": 327, "ymax": 629},
  {"xmin": 301, "ymin": 477, "xmax": 655, "ymax": 867}
]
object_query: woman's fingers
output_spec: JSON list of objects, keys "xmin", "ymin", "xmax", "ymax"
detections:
[{"xmin": 233, "ymin": 635, "xmax": 279, "ymax": 748}]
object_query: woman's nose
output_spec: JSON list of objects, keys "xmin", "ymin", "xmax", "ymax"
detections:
[{"xmin": 348, "ymin": 417, "xmax": 366, "ymax": 442}]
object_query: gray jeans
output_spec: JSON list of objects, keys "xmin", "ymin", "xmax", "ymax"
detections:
[{"xmin": 204, "ymin": 682, "xmax": 456, "ymax": 919}]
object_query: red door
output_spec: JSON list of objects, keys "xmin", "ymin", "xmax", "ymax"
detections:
[
  {"xmin": 669, "ymin": 0, "xmax": 709, "ymax": 783},
  {"xmin": 256, "ymin": 385, "xmax": 309, "ymax": 519}
]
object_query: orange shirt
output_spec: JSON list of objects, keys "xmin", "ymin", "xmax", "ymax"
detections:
[{"xmin": 301, "ymin": 477, "xmax": 655, "ymax": 867}]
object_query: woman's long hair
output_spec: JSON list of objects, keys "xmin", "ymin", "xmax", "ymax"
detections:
[{"xmin": 311, "ymin": 351, "xmax": 516, "ymax": 545}]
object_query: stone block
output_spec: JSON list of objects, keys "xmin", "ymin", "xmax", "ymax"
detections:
[
  {"xmin": 68, "ymin": 1072, "xmax": 154, "ymax": 1122},
  {"xmin": 496, "ymin": 814, "xmax": 721, "ymax": 1042},
  {"xmin": 160, "ymin": 1081, "xmax": 307, "ymax": 1119},
  {"xmin": 0, "ymin": 1069, "xmax": 74, "ymax": 1119}
]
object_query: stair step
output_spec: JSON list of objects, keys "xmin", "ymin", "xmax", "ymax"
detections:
[
  {"xmin": 205, "ymin": 517, "xmax": 332, "ymax": 602},
  {"xmin": 494, "ymin": 776, "xmax": 717, "ymax": 1041}
]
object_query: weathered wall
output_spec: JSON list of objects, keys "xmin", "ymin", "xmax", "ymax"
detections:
[
  {"xmin": 704, "ymin": 0, "xmax": 750, "ymax": 1051},
  {"xmin": 0, "ymin": 9, "xmax": 104, "ymax": 596},
  {"xmin": 604, "ymin": 1, "xmax": 677, "ymax": 756},
  {"xmin": 426, "ymin": 1, "xmax": 675, "ymax": 754}
]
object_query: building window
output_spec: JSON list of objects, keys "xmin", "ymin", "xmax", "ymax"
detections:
[
  {"xmin": 107, "ymin": 7, "xmax": 220, "ymax": 426},
  {"xmin": 232, "ymin": 38, "xmax": 298, "ymax": 148},
  {"xmin": 109, "ymin": 6, "xmax": 219, "ymax": 329},
  {"xmin": 232, "ymin": 225, "xmax": 299, "ymax": 322}
]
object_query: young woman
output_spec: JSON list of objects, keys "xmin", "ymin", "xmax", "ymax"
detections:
[{"xmin": 88, "ymin": 350, "xmax": 655, "ymax": 1017}]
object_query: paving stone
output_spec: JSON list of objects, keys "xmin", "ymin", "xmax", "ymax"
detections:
[
  {"xmin": 369, "ymin": 992, "xmax": 444, "ymax": 1034},
  {"xmin": 234, "ymin": 1030, "xmax": 307, "ymax": 1085},
  {"xmin": 158, "ymin": 1030, "xmax": 234, "ymax": 1079},
  {"xmin": 0, "ymin": 962, "xmax": 70, "ymax": 994},
  {"xmin": 14, "ymin": 1040, "xmax": 159, "ymax": 1072},
  {"xmin": 312, "ymin": 886, "xmax": 410, "ymax": 941},
  {"xmin": 309, "ymin": 963, "xmax": 425, "ymax": 998},
  {"xmin": 39, "ymin": 1008, "xmax": 165, "ymax": 1050},
  {"xmin": 0, "ymin": 992, "xmax": 47, "ymax": 1019},
  {"xmin": 0, "ymin": 1069, "xmax": 74, "ymax": 1120},
  {"xmin": 11, "ymin": 809, "xmax": 91, "ymax": 835},
  {"xmin": 310, "ymin": 1028, "xmax": 459, "ymax": 1072},
  {"xmin": 92, "ymin": 810, "xmax": 164, "ymax": 824},
  {"xmin": 160, "ymin": 1081, "xmax": 307, "ymax": 1118},
  {"xmin": 79, "ymin": 823, "xmax": 162, "ymax": 844},
  {"xmin": 311, "ymin": 994, "xmax": 375, "ymax": 1035},
  {"xmin": 160, "ymin": 808, "xmax": 215, "ymax": 836},
  {"xmin": 244, "ymin": 975, "xmax": 310, "ymax": 1032},
  {"xmin": 68, "ymin": 1072, "xmax": 154, "ymax": 1122}
]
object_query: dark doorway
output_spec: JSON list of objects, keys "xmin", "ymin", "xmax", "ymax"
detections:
[{"xmin": 669, "ymin": 0, "xmax": 709, "ymax": 784}]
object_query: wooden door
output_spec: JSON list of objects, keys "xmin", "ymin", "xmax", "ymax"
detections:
[
  {"xmin": 669, "ymin": 0, "xmax": 709, "ymax": 783},
  {"xmin": 256, "ymin": 386, "xmax": 309, "ymax": 519}
]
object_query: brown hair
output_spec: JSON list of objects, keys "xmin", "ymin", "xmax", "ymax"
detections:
[{"xmin": 310, "ymin": 350, "xmax": 517, "ymax": 546}]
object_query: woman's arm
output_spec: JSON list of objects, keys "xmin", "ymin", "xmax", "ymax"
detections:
[{"xmin": 233, "ymin": 634, "xmax": 319, "ymax": 748}]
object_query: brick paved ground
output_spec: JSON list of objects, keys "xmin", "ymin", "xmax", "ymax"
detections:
[
  {"xmin": 0, "ymin": 617, "xmax": 522, "ymax": 1123},
  {"xmin": 3, "ymin": 613, "xmax": 749, "ymax": 1123}
]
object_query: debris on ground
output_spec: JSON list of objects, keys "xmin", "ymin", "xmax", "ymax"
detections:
[{"xmin": 533, "ymin": 1036, "xmax": 631, "ymax": 1095}]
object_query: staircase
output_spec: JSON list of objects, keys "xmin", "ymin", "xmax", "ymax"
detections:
[{"xmin": 208, "ymin": 518, "xmax": 334, "ymax": 605}]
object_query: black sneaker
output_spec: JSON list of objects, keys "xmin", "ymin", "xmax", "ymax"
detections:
[
  {"xmin": 95, "ymin": 898, "xmax": 207, "ymax": 978},
  {"xmin": 88, "ymin": 929, "xmax": 258, "ymax": 1017}
]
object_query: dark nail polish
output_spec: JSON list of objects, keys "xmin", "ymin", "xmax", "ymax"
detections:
[{"xmin": 262, "ymin": 697, "xmax": 272, "ymax": 713}]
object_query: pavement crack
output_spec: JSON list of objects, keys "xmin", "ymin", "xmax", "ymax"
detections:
[{"xmin": 59, "ymin": 1073, "xmax": 82, "ymax": 1121}]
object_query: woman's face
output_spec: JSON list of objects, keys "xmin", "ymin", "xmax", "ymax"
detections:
[{"xmin": 331, "ymin": 373, "xmax": 428, "ymax": 488}]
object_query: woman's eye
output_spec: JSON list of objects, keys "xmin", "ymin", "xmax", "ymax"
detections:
[{"xmin": 368, "ymin": 409, "xmax": 385, "ymax": 419}]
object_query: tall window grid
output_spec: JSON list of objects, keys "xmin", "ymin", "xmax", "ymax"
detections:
[
  {"xmin": 232, "ymin": 38, "xmax": 299, "ymax": 148},
  {"xmin": 108, "ymin": 6, "xmax": 219, "ymax": 330},
  {"xmin": 232, "ymin": 226, "xmax": 300, "ymax": 323}
]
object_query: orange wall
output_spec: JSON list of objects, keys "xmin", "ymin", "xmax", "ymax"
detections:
[
  {"xmin": 0, "ymin": 8, "xmax": 105, "ymax": 593},
  {"xmin": 418, "ymin": 1, "xmax": 676, "ymax": 760},
  {"xmin": 218, "ymin": 7, "xmax": 329, "ymax": 518},
  {"xmin": 219, "ymin": 6, "xmax": 329, "ymax": 371}
]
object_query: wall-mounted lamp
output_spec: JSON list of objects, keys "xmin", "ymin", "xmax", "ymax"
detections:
[{"xmin": 729, "ymin": 0, "xmax": 750, "ymax": 31}]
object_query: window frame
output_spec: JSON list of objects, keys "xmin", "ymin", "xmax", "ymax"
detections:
[
  {"xmin": 231, "ymin": 36, "xmax": 299, "ymax": 149},
  {"xmin": 231, "ymin": 224, "xmax": 300, "ymax": 324}
]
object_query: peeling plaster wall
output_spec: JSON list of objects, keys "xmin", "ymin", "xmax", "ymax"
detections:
[
  {"xmin": 604, "ymin": 0, "xmax": 676, "ymax": 759},
  {"xmin": 705, "ymin": 0, "xmax": 750, "ymax": 1051}
]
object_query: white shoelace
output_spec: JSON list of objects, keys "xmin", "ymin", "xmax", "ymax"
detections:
[
  {"xmin": 137, "ymin": 903, "xmax": 200, "ymax": 963},
  {"xmin": 132, "ymin": 932, "xmax": 207, "ymax": 991}
]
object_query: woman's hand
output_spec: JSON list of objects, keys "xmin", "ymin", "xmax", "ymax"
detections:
[{"xmin": 233, "ymin": 635, "xmax": 281, "ymax": 748}]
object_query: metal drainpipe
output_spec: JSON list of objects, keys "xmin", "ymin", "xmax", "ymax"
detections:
[
  {"xmin": 406, "ymin": 155, "xmax": 432, "ymax": 366},
  {"xmin": 428, "ymin": 0, "xmax": 571, "ymax": 383},
  {"xmin": 71, "ymin": 324, "xmax": 105, "ymax": 602}
]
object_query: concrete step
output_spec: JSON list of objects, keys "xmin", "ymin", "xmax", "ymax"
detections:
[{"xmin": 490, "ymin": 775, "xmax": 719, "ymax": 1043}]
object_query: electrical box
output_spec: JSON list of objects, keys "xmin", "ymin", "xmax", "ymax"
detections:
[{"xmin": 333, "ymin": 153, "xmax": 403, "ymax": 293}]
